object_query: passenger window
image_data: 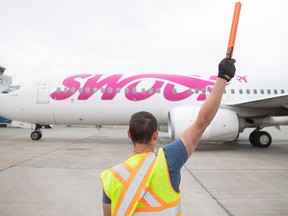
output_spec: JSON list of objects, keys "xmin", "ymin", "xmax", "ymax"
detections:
[
  {"xmin": 260, "ymin": 89, "xmax": 264, "ymax": 94},
  {"xmin": 267, "ymin": 89, "xmax": 271, "ymax": 94},
  {"xmin": 253, "ymin": 89, "xmax": 257, "ymax": 94},
  {"xmin": 108, "ymin": 87, "xmax": 113, "ymax": 94},
  {"xmin": 246, "ymin": 89, "xmax": 250, "ymax": 94},
  {"xmin": 274, "ymin": 89, "xmax": 278, "ymax": 94},
  {"xmin": 231, "ymin": 89, "xmax": 235, "ymax": 94},
  {"xmin": 85, "ymin": 87, "xmax": 90, "ymax": 93},
  {"xmin": 239, "ymin": 89, "xmax": 243, "ymax": 94},
  {"xmin": 71, "ymin": 87, "xmax": 76, "ymax": 93}
]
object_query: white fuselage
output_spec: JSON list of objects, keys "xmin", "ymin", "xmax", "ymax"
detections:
[{"xmin": 0, "ymin": 73, "xmax": 288, "ymax": 126}]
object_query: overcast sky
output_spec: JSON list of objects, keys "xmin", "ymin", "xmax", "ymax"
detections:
[{"xmin": 1, "ymin": 0, "xmax": 288, "ymax": 79}]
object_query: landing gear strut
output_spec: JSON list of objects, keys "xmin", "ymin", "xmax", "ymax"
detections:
[
  {"xmin": 249, "ymin": 128, "xmax": 272, "ymax": 148},
  {"xmin": 30, "ymin": 124, "xmax": 42, "ymax": 140}
]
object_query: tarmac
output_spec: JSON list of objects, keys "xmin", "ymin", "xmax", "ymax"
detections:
[{"xmin": 0, "ymin": 125, "xmax": 288, "ymax": 216}]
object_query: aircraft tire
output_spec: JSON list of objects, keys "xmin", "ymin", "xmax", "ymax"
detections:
[
  {"xmin": 249, "ymin": 130, "xmax": 256, "ymax": 144},
  {"xmin": 253, "ymin": 131, "xmax": 272, "ymax": 148},
  {"xmin": 31, "ymin": 131, "xmax": 42, "ymax": 140}
]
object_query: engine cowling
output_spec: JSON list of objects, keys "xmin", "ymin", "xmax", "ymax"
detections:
[{"xmin": 168, "ymin": 107, "xmax": 239, "ymax": 141}]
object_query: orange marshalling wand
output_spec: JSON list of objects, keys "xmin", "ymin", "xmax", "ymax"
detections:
[{"xmin": 226, "ymin": 2, "xmax": 241, "ymax": 58}]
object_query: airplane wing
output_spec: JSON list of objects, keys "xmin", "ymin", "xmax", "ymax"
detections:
[{"xmin": 226, "ymin": 94, "xmax": 288, "ymax": 109}]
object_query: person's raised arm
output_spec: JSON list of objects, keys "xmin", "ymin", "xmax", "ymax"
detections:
[{"xmin": 181, "ymin": 58, "xmax": 236, "ymax": 157}]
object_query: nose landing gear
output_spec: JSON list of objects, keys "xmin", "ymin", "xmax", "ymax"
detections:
[{"xmin": 30, "ymin": 124, "xmax": 42, "ymax": 140}]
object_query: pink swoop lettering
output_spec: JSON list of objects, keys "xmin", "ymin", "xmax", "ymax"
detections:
[{"xmin": 50, "ymin": 74, "xmax": 221, "ymax": 101}]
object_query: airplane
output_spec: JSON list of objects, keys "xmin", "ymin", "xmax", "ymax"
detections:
[{"xmin": 1, "ymin": 65, "xmax": 288, "ymax": 148}]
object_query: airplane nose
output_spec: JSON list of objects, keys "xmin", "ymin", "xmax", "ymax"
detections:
[{"xmin": 0, "ymin": 79, "xmax": 18, "ymax": 119}]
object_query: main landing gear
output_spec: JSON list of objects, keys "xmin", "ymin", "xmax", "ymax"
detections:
[
  {"xmin": 249, "ymin": 128, "xmax": 272, "ymax": 148},
  {"xmin": 30, "ymin": 124, "xmax": 42, "ymax": 140}
]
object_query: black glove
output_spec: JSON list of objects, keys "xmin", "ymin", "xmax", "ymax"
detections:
[{"xmin": 218, "ymin": 58, "xmax": 236, "ymax": 82}]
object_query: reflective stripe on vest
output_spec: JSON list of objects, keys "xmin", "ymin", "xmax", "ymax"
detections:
[
  {"xmin": 140, "ymin": 190, "xmax": 161, "ymax": 207},
  {"xmin": 134, "ymin": 202, "xmax": 181, "ymax": 215},
  {"xmin": 135, "ymin": 188, "xmax": 181, "ymax": 215},
  {"xmin": 114, "ymin": 153, "xmax": 156, "ymax": 216}
]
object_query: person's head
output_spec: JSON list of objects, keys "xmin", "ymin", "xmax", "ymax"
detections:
[{"xmin": 128, "ymin": 111, "xmax": 158, "ymax": 145}]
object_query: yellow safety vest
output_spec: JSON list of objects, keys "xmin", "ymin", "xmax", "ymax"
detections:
[{"xmin": 100, "ymin": 148, "xmax": 181, "ymax": 216}]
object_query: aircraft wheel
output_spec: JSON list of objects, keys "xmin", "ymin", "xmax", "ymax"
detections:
[
  {"xmin": 249, "ymin": 130, "xmax": 256, "ymax": 144},
  {"xmin": 31, "ymin": 131, "xmax": 42, "ymax": 140},
  {"xmin": 253, "ymin": 131, "xmax": 272, "ymax": 148}
]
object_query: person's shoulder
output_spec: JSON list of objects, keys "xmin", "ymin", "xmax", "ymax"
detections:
[
  {"xmin": 163, "ymin": 139, "xmax": 188, "ymax": 171},
  {"xmin": 164, "ymin": 139, "xmax": 185, "ymax": 150},
  {"xmin": 163, "ymin": 139, "xmax": 187, "ymax": 158}
]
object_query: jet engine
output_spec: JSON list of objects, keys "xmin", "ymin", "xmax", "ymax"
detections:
[{"xmin": 168, "ymin": 107, "xmax": 240, "ymax": 141}]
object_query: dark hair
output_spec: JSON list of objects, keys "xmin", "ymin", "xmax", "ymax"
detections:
[{"xmin": 129, "ymin": 111, "xmax": 158, "ymax": 144}]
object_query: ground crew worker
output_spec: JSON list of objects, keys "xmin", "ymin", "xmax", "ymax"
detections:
[{"xmin": 100, "ymin": 58, "xmax": 236, "ymax": 215}]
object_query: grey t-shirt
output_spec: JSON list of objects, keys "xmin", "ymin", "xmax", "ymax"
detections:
[{"xmin": 102, "ymin": 139, "xmax": 188, "ymax": 204}]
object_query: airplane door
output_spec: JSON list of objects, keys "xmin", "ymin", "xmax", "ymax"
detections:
[{"xmin": 37, "ymin": 78, "xmax": 51, "ymax": 104}]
